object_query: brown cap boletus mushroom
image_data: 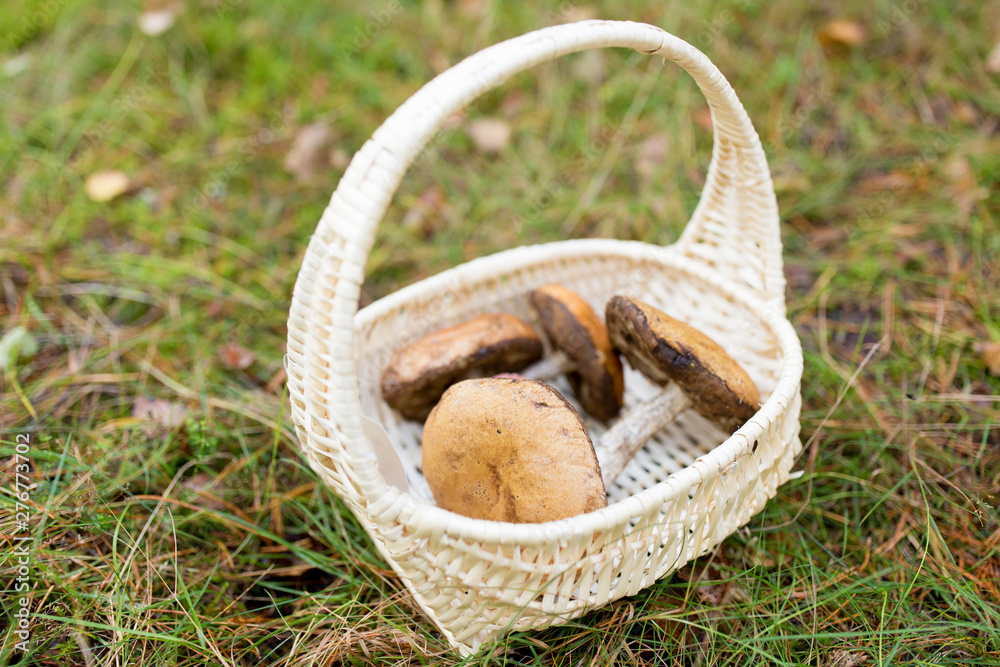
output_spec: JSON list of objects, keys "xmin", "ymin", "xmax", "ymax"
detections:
[
  {"xmin": 527, "ymin": 285, "xmax": 624, "ymax": 421},
  {"xmin": 380, "ymin": 313, "xmax": 543, "ymax": 421},
  {"xmin": 595, "ymin": 296, "xmax": 760, "ymax": 485},
  {"xmin": 421, "ymin": 377, "xmax": 607, "ymax": 523}
]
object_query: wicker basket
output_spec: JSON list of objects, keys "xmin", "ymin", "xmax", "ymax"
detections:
[{"xmin": 285, "ymin": 20, "xmax": 803, "ymax": 655}]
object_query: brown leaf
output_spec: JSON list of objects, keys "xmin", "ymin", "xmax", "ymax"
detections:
[
  {"xmin": 825, "ymin": 649, "xmax": 868, "ymax": 667},
  {"xmin": 132, "ymin": 397, "xmax": 187, "ymax": 429},
  {"xmin": 427, "ymin": 48, "xmax": 450, "ymax": 74},
  {"xmin": 182, "ymin": 472, "xmax": 225, "ymax": 511},
  {"xmin": 943, "ymin": 155, "xmax": 983, "ymax": 213},
  {"xmin": 206, "ymin": 299, "xmax": 228, "ymax": 318},
  {"xmin": 772, "ymin": 172, "xmax": 812, "ymax": 194},
  {"xmin": 265, "ymin": 367, "xmax": 287, "ymax": 394},
  {"xmin": 986, "ymin": 40, "xmax": 1000, "ymax": 73},
  {"xmin": 456, "ymin": 0, "xmax": 489, "ymax": 18},
  {"xmin": 751, "ymin": 549, "xmax": 792, "ymax": 568},
  {"xmin": 402, "ymin": 185, "xmax": 449, "ymax": 237},
  {"xmin": 818, "ymin": 19, "xmax": 865, "ymax": 49},
  {"xmin": 561, "ymin": 5, "xmax": 598, "ymax": 22},
  {"xmin": 500, "ymin": 91, "xmax": 525, "ymax": 117},
  {"xmin": 954, "ymin": 101, "xmax": 978, "ymax": 125},
  {"xmin": 571, "ymin": 50, "xmax": 606, "ymax": 87},
  {"xmin": 184, "ymin": 471, "xmax": 215, "ymax": 492},
  {"xmin": 674, "ymin": 550, "xmax": 744, "ymax": 605},
  {"xmin": 84, "ymin": 170, "xmax": 130, "ymax": 202},
  {"xmin": 218, "ymin": 342, "xmax": 255, "ymax": 370},
  {"xmin": 467, "ymin": 118, "xmax": 511, "ymax": 154},
  {"xmin": 284, "ymin": 123, "xmax": 334, "ymax": 181},
  {"xmin": 329, "ymin": 147, "xmax": 350, "ymax": 170},
  {"xmin": 982, "ymin": 342, "xmax": 1000, "ymax": 376},
  {"xmin": 443, "ymin": 111, "xmax": 466, "ymax": 131},
  {"xmin": 694, "ymin": 106, "xmax": 713, "ymax": 132},
  {"xmin": 358, "ymin": 287, "xmax": 373, "ymax": 309},
  {"xmin": 634, "ymin": 133, "xmax": 670, "ymax": 181},
  {"xmin": 858, "ymin": 171, "xmax": 913, "ymax": 194}
]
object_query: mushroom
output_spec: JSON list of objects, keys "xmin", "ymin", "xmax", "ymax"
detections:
[
  {"xmin": 595, "ymin": 296, "xmax": 760, "ymax": 485},
  {"xmin": 420, "ymin": 299, "xmax": 760, "ymax": 523},
  {"xmin": 380, "ymin": 313, "xmax": 543, "ymax": 421},
  {"xmin": 421, "ymin": 377, "xmax": 607, "ymax": 523},
  {"xmin": 522, "ymin": 284, "xmax": 624, "ymax": 421}
]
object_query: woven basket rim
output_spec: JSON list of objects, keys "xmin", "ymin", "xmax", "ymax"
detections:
[{"xmin": 354, "ymin": 239, "xmax": 803, "ymax": 545}]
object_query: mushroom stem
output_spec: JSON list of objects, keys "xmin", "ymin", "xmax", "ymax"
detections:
[
  {"xmin": 595, "ymin": 384, "xmax": 691, "ymax": 486},
  {"xmin": 519, "ymin": 351, "xmax": 574, "ymax": 380}
]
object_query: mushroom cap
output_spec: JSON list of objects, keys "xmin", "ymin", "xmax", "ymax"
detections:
[
  {"xmin": 530, "ymin": 285, "xmax": 624, "ymax": 421},
  {"xmin": 606, "ymin": 296, "xmax": 760, "ymax": 433},
  {"xmin": 421, "ymin": 378, "xmax": 607, "ymax": 523},
  {"xmin": 381, "ymin": 313, "xmax": 543, "ymax": 421}
]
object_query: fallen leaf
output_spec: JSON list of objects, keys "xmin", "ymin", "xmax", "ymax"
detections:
[
  {"xmin": 858, "ymin": 171, "xmax": 913, "ymax": 194},
  {"xmin": 0, "ymin": 326, "xmax": 38, "ymax": 371},
  {"xmin": 443, "ymin": 111, "xmax": 465, "ymax": 130},
  {"xmin": 687, "ymin": 164, "xmax": 706, "ymax": 188},
  {"xmin": 649, "ymin": 195, "xmax": 668, "ymax": 218},
  {"xmin": 805, "ymin": 226, "xmax": 847, "ymax": 249},
  {"xmin": 561, "ymin": 5, "xmax": 598, "ymax": 22},
  {"xmin": 402, "ymin": 185, "xmax": 449, "ymax": 237},
  {"xmin": 84, "ymin": 170, "xmax": 130, "ymax": 202},
  {"xmin": 467, "ymin": 118, "xmax": 511, "ymax": 154},
  {"xmin": 571, "ymin": 50, "xmax": 606, "ymax": 87},
  {"xmin": 818, "ymin": 19, "xmax": 865, "ymax": 48},
  {"xmin": 456, "ymin": 0, "xmax": 489, "ymax": 18},
  {"xmin": 635, "ymin": 133, "xmax": 670, "ymax": 180},
  {"xmin": 284, "ymin": 123, "xmax": 334, "ymax": 181},
  {"xmin": 427, "ymin": 48, "xmax": 450, "ymax": 74},
  {"xmin": 500, "ymin": 91, "xmax": 525, "ymax": 117},
  {"xmin": 675, "ymin": 550, "xmax": 744, "ymax": 604},
  {"xmin": 132, "ymin": 397, "xmax": 187, "ymax": 429},
  {"xmin": 218, "ymin": 342, "xmax": 255, "ymax": 370},
  {"xmin": 943, "ymin": 154, "xmax": 983, "ymax": 213},
  {"xmin": 824, "ymin": 649, "xmax": 868, "ymax": 667},
  {"xmin": 184, "ymin": 471, "xmax": 215, "ymax": 491},
  {"xmin": 205, "ymin": 300, "xmax": 229, "ymax": 318},
  {"xmin": 0, "ymin": 262, "xmax": 29, "ymax": 286},
  {"xmin": 138, "ymin": 5, "xmax": 179, "ymax": 36},
  {"xmin": 265, "ymin": 367, "xmax": 287, "ymax": 394},
  {"xmin": 694, "ymin": 106, "xmax": 713, "ymax": 132},
  {"xmin": 329, "ymin": 147, "xmax": 351, "ymax": 170},
  {"xmin": 954, "ymin": 101, "xmax": 978, "ymax": 125},
  {"xmin": 785, "ymin": 263, "xmax": 817, "ymax": 292},
  {"xmin": 182, "ymin": 472, "xmax": 225, "ymax": 511},
  {"xmin": 982, "ymin": 342, "xmax": 1000, "ymax": 376},
  {"xmin": 309, "ymin": 74, "xmax": 329, "ymax": 101},
  {"xmin": 771, "ymin": 164, "xmax": 812, "ymax": 193},
  {"xmin": 751, "ymin": 548, "xmax": 793, "ymax": 568},
  {"xmin": 986, "ymin": 40, "xmax": 1000, "ymax": 73}
]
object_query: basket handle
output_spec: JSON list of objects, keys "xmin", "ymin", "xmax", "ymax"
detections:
[{"xmin": 287, "ymin": 20, "xmax": 784, "ymax": 492}]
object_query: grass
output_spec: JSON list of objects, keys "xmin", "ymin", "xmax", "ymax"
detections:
[{"xmin": 1, "ymin": 0, "xmax": 999, "ymax": 664}]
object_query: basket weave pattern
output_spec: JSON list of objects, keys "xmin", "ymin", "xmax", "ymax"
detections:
[{"xmin": 285, "ymin": 21, "xmax": 804, "ymax": 654}]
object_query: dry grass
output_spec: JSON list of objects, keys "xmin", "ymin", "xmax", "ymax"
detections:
[{"xmin": 1, "ymin": 0, "xmax": 998, "ymax": 664}]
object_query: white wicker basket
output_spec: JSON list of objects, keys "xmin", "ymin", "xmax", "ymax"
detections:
[{"xmin": 285, "ymin": 20, "xmax": 803, "ymax": 655}]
